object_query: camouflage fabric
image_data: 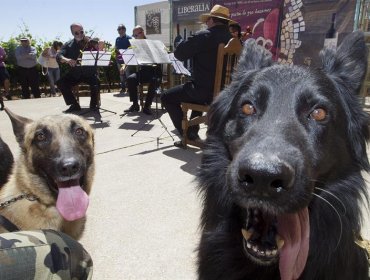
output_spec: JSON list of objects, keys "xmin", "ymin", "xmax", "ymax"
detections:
[{"xmin": 0, "ymin": 229, "xmax": 93, "ymax": 280}]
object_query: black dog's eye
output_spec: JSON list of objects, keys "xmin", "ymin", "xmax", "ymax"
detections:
[
  {"xmin": 75, "ymin": 127, "xmax": 85, "ymax": 136},
  {"xmin": 242, "ymin": 103, "xmax": 256, "ymax": 116},
  {"xmin": 309, "ymin": 108, "xmax": 327, "ymax": 121},
  {"xmin": 35, "ymin": 132, "xmax": 46, "ymax": 142}
]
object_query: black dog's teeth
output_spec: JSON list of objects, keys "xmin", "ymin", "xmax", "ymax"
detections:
[{"xmin": 242, "ymin": 208, "xmax": 284, "ymax": 261}]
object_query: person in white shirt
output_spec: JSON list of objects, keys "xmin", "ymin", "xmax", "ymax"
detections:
[{"xmin": 41, "ymin": 41, "xmax": 63, "ymax": 96}]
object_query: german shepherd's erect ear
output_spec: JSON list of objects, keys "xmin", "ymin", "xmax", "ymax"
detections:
[{"xmin": 4, "ymin": 108, "xmax": 32, "ymax": 145}]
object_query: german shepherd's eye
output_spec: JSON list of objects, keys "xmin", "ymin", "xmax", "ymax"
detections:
[
  {"xmin": 75, "ymin": 127, "xmax": 85, "ymax": 136},
  {"xmin": 35, "ymin": 132, "xmax": 46, "ymax": 142},
  {"xmin": 242, "ymin": 103, "xmax": 256, "ymax": 116},
  {"xmin": 309, "ymin": 108, "xmax": 327, "ymax": 121}
]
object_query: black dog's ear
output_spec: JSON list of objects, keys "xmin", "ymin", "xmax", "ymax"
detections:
[
  {"xmin": 235, "ymin": 38, "xmax": 273, "ymax": 75},
  {"xmin": 207, "ymin": 40, "xmax": 273, "ymax": 135},
  {"xmin": 320, "ymin": 31, "xmax": 368, "ymax": 95},
  {"xmin": 4, "ymin": 108, "xmax": 33, "ymax": 144},
  {"xmin": 321, "ymin": 32, "xmax": 370, "ymax": 171}
]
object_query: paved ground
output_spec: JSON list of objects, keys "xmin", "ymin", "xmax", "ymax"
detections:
[
  {"xmin": 1, "ymin": 93, "xmax": 370, "ymax": 279},
  {"xmin": 1, "ymin": 93, "xmax": 203, "ymax": 280}
]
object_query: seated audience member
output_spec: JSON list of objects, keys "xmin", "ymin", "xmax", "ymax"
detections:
[
  {"xmin": 42, "ymin": 40, "xmax": 63, "ymax": 96},
  {"xmin": 161, "ymin": 5, "xmax": 233, "ymax": 147},
  {"xmin": 56, "ymin": 23, "xmax": 100, "ymax": 113},
  {"xmin": 0, "ymin": 45, "xmax": 11, "ymax": 110},
  {"xmin": 124, "ymin": 25, "xmax": 162, "ymax": 115},
  {"xmin": 15, "ymin": 38, "xmax": 41, "ymax": 99},
  {"xmin": 229, "ymin": 23, "xmax": 243, "ymax": 45},
  {"xmin": 115, "ymin": 24, "xmax": 132, "ymax": 93}
]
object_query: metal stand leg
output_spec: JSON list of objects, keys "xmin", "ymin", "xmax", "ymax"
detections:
[
  {"xmin": 78, "ymin": 91, "xmax": 116, "ymax": 123},
  {"xmin": 130, "ymin": 92, "xmax": 174, "ymax": 141}
]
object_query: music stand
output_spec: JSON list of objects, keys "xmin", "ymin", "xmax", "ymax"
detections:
[
  {"xmin": 118, "ymin": 40, "xmax": 174, "ymax": 143},
  {"xmin": 80, "ymin": 50, "xmax": 117, "ymax": 117},
  {"xmin": 168, "ymin": 53, "xmax": 191, "ymax": 76}
]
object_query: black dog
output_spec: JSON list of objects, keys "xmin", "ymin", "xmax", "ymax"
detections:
[
  {"xmin": 197, "ymin": 31, "xmax": 370, "ymax": 280},
  {"xmin": 0, "ymin": 135, "xmax": 14, "ymax": 187}
]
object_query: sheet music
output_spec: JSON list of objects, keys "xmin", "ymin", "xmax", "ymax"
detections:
[
  {"xmin": 81, "ymin": 51, "xmax": 111, "ymax": 66},
  {"xmin": 168, "ymin": 53, "xmax": 191, "ymax": 76},
  {"xmin": 119, "ymin": 49, "xmax": 138, "ymax": 65},
  {"xmin": 129, "ymin": 39, "xmax": 171, "ymax": 65}
]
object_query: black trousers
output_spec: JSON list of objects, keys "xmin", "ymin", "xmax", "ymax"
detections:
[
  {"xmin": 126, "ymin": 66, "xmax": 161, "ymax": 107},
  {"xmin": 57, "ymin": 71, "xmax": 99, "ymax": 107},
  {"xmin": 127, "ymin": 73, "xmax": 156, "ymax": 106},
  {"xmin": 17, "ymin": 66, "xmax": 41, "ymax": 99},
  {"xmin": 161, "ymin": 81, "xmax": 212, "ymax": 136}
]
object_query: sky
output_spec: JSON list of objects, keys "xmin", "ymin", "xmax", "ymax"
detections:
[{"xmin": 1, "ymin": 0, "xmax": 157, "ymax": 45}]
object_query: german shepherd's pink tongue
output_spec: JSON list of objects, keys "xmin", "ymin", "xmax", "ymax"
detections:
[
  {"xmin": 56, "ymin": 180, "xmax": 89, "ymax": 221},
  {"xmin": 277, "ymin": 208, "xmax": 309, "ymax": 280}
]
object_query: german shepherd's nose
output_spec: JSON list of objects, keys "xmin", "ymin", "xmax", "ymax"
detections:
[{"xmin": 58, "ymin": 158, "xmax": 80, "ymax": 177}]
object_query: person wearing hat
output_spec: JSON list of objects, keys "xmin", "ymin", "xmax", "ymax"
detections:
[
  {"xmin": 15, "ymin": 37, "xmax": 41, "ymax": 99},
  {"xmin": 161, "ymin": 4, "xmax": 233, "ymax": 148}
]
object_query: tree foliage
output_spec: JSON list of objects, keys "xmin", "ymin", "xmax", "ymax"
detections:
[{"xmin": 1, "ymin": 23, "xmax": 120, "ymax": 94}]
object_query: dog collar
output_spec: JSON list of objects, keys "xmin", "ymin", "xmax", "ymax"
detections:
[{"xmin": 0, "ymin": 193, "xmax": 39, "ymax": 209}]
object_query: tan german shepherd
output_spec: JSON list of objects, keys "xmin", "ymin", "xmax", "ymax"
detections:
[{"xmin": 0, "ymin": 108, "xmax": 95, "ymax": 240}]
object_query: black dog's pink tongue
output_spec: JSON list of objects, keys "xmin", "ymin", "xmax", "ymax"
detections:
[
  {"xmin": 277, "ymin": 208, "xmax": 310, "ymax": 280},
  {"xmin": 56, "ymin": 180, "xmax": 89, "ymax": 221}
]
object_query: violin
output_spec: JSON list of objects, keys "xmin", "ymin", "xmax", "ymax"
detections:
[
  {"xmin": 79, "ymin": 36, "xmax": 105, "ymax": 51},
  {"xmin": 74, "ymin": 35, "xmax": 112, "ymax": 67}
]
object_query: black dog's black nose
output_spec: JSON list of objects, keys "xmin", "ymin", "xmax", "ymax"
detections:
[
  {"xmin": 58, "ymin": 158, "xmax": 80, "ymax": 177},
  {"xmin": 237, "ymin": 155, "xmax": 295, "ymax": 193}
]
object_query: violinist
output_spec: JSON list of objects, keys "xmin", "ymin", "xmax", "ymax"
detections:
[{"xmin": 56, "ymin": 23, "xmax": 100, "ymax": 113}]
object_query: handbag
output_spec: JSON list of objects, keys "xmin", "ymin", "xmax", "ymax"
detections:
[{"xmin": 38, "ymin": 49, "xmax": 49, "ymax": 75}]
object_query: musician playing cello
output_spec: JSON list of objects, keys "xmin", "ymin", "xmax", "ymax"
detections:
[{"xmin": 57, "ymin": 23, "xmax": 101, "ymax": 113}]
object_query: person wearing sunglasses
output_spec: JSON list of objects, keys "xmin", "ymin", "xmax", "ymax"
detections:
[
  {"xmin": 56, "ymin": 23, "xmax": 100, "ymax": 113},
  {"xmin": 124, "ymin": 26, "xmax": 162, "ymax": 115},
  {"xmin": 115, "ymin": 24, "xmax": 132, "ymax": 94}
]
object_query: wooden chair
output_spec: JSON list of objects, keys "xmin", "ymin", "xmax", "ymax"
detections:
[
  {"xmin": 180, "ymin": 38, "xmax": 243, "ymax": 148},
  {"xmin": 361, "ymin": 34, "xmax": 370, "ymax": 106}
]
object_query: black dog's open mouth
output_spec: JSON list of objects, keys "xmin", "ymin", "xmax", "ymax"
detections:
[
  {"xmin": 242, "ymin": 209, "xmax": 283, "ymax": 264},
  {"xmin": 241, "ymin": 207, "xmax": 310, "ymax": 280}
]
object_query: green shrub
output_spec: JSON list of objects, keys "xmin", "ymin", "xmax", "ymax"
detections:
[{"xmin": 1, "ymin": 32, "xmax": 121, "ymax": 95}]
